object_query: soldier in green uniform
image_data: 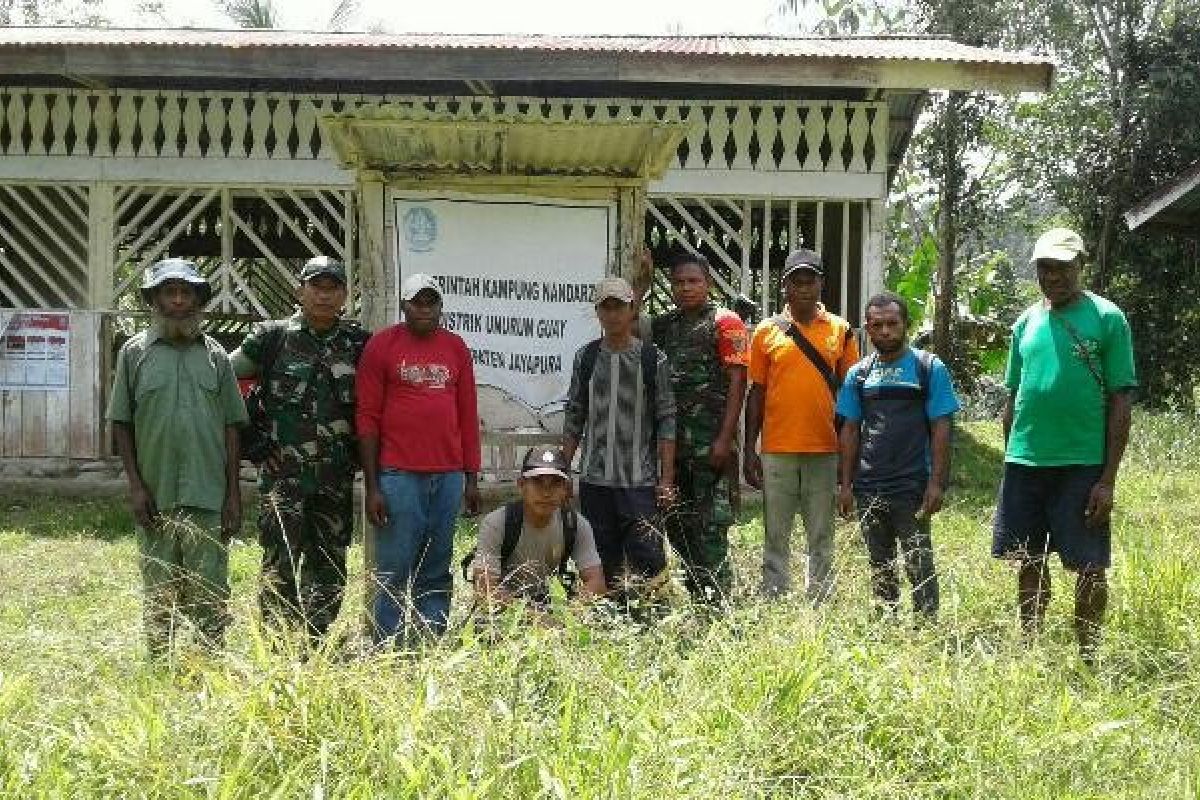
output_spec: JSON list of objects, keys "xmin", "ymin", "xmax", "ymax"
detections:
[
  {"xmin": 651, "ymin": 253, "xmax": 750, "ymax": 604},
  {"xmin": 231, "ymin": 256, "xmax": 370, "ymax": 643}
]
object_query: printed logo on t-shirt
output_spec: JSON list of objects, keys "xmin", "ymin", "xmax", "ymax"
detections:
[
  {"xmin": 1071, "ymin": 337, "xmax": 1101, "ymax": 363},
  {"xmin": 397, "ymin": 359, "xmax": 451, "ymax": 389}
]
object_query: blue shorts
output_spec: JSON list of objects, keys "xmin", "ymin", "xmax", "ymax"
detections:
[{"xmin": 992, "ymin": 463, "xmax": 1110, "ymax": 570}]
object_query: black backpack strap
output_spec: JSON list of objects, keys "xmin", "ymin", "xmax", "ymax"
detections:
[
  {"xmin": 916, "ymin": 349, "xmax": 935, "ymax": 403},
  {"xmin": 558, "ymin": 506, "xmax": 578, "ymax": 576},
  {"xmin": 500, "ymin": 501, "xmax": 524, "ymax": 572},
  {"xmin": 461, "ymin": 501, "xmax": 526, "ymax": 583},
  {"xmin": 640, "ymin": 341, "xmax": 658, "ymax": 412},
  {"xmin": 773, "ymin": 314, "xmax": 839, "ymax": 396},
  {"xmin": 257, "ymin": 322, "xmax": 288, "ymax": 385}
]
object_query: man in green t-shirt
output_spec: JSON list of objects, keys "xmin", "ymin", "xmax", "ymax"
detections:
[
  {"xmin": 107, "ymin": 259, "xmax": 248, "ymax": 657},
  {"xmin": 992, "ymin": 227, "xmax": 1137, "ymax": 666}
]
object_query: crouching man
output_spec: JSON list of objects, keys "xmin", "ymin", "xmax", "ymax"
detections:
[{"xmin": 470, "ymin": 445, "xmax": 606, "ymax": 616}]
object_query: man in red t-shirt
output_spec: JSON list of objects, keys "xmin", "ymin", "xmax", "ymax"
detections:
[{"xmin": 356, "ymin": 273, "xmax": 481, "ymax": 645}]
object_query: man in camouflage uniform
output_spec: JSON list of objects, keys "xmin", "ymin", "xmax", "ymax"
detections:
[
  {"xmin": 232, "ymin": 256, "xmax": 370, "ymax": 642},
  {"xmin": 651, "ymin": 253, "xmax": 749, "ymax": 604}
]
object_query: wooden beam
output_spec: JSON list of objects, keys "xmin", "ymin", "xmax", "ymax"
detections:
[{"xmin": 0, "ymin": 45, "xmax": 1053, "ymax": 93}]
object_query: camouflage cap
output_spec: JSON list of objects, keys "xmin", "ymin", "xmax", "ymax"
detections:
[
  {"xmin": 139, "ymin": 258, "xmax": 212, "ymax": 305},
  {"xmin": 299, "ymin": 256, "xmax": 347, "ymax": 285}
]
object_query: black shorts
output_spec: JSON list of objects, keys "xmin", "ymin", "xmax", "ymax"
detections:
[
  {"xmin": 578, "ymin": 483, "xmax": 666, "ymax": 589},
  {"xmin": 992, "ymin": 463, "xmax": 1110, "ymax": 570}
]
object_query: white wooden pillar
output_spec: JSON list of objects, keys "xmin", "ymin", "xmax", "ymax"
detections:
[
  {"xmin": 840, "ymin": 201, "xmax": 851, "ymax": 318},
  {"xmin": 863, "ymin": 199, "xmax": 887, "ymax": 301},
  {"xmin": 617, "ymin": 185, "xmax": 647, "ymax": 279},
  {"xmin": 356, "ymin": 171, "xmax": 388, "ymax": 329},
  {"xmin": 86, "ymin": 181, "xmax": 113, "ymax": 310}
]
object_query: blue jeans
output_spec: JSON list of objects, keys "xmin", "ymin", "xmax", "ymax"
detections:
[{"xmin": 372, "ymin": 469, "xmax": 464, "ymax": 644}]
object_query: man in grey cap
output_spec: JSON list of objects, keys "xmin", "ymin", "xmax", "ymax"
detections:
[
  {"xmin": 231, "ymin": 256, "xmax": 370, "ymax": 646},
  {"xmin": 992, "ymin": 227, "xmax": 1137, "ymax": 666},
  {"xmin": 107, "ymin": 258, "xmax": 248, "ymax": 657},
  {"xmin": 745, "ymin": 248, "xmax": 859, "ymax": 603},
  {"xmin": 562, "ymin": 275, "xmax": 677, "ymax": 606}
]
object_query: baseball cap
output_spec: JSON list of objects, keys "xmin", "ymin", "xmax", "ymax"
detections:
[
  {"xmin": 1030, "ymin": 227, "xmax": 1087, "ymax": 265},
  {"xmin": 781, "ymin": 248, "xmax": 824, "ymax": 280},
  {"xmin": 593, "ymin": 275, "xmax": 635, "ymax": 305},
  {"xmin": 521, "ymin": 445, "xmax": 571, "ymax": 480},
  {"xmin": 299, "ymin": 256, "xmax": 347, "ymax": 285},
  {"xmin": 140, "ymin": 258, "xmax": 213, "ymax": 305},
  {"xmin": 401, "ymin": 273, "xmax": 443, "ymax": 303}
]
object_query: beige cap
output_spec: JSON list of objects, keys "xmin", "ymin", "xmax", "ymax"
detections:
[
  {"xmin": 1030, "ymin": 228, "xmax": 1087, "ymax": 265},
  {"xmin": 593, "ymin": 276, "xmax": 634, "ymax": 305},
  {"xmin": 401, "ymin": 273, "xmax": 443, "ymax": 302}
]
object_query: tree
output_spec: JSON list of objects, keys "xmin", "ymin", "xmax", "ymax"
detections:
[
  {"xmin": 215, "ymin": 0, "xmax": 359, "ymax": 30},
  {"xmin": 0, "ymin": 0, "xmax": 104, "ymax": 25}
]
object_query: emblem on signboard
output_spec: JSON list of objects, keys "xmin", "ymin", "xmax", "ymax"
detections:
[{"xmin": 403, "ymin": 207, "xmax": 438, "ymax": 252}]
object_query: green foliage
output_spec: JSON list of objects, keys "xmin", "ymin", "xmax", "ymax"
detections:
[
  {"xmin": 886, "ymin": 232, "xmax": 937, "ymax": 330},
  {"xmin": 2, "ymin": 418, "xmax": 1200, "ymax": 796}
]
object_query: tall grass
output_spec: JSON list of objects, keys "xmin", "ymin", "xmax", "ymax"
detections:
[{"xmin": 1, "ymin": 417, "xmax": 1198, "ymax": 797}]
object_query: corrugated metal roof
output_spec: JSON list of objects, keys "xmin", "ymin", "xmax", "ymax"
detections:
[
  {"xmin": 321, "ymin": 110, "xmax": 689, "ymax": 178},
  {"xmin": 0, "ymin": 27, "xmax": 1051, "ymax": 66}
]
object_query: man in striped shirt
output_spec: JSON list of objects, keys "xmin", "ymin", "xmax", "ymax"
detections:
[{"xmin": 562, "ymin": 276, "xmax": 677, "ymax": 600}]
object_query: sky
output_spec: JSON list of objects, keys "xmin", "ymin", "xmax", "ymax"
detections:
[{"xmin": 100, "ymin": 0, "xmax": 805, "ymax": 35}]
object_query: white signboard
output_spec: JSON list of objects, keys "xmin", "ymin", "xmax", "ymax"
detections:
[
  {"xmin": 0, "ymin": 311, "xmax": 70, "ymax": 390},
  {"xmin": 394, "ymin": 195, "xmax": 610, "ymax": 418}
]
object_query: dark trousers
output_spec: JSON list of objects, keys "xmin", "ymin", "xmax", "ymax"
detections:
[
  {"xmin": 856, "ymin": 491, "xmax": 939, "ymax": 617},
  {"xmin": 579, "ymin": 483, "xmax": 666, "ymax": 592},
  {"xmin": 664, "ymin": 457, "xmax": 734, "ymax": 604},
  {"xmin": 258, "ymin": 478, "xmax": 353, "ymax": 641}
]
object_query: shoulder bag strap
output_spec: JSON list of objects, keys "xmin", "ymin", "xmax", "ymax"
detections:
[{"xmin": 773, "ymin": 315, "xmax": 839, "ymax": 396}]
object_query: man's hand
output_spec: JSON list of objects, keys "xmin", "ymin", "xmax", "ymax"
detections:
[
  {"xmin": 837, "ymin": 486, "xmax": 855, "ymax": 519},
  {"xmin": 743, "ymin": 451, "xmax": 763, "ymax": 490},
  {"xmin": 221, "ymin": 489, "xmax": 243, "ymax": 540},
  {"xmin": 129, "ymin": 482, "xmax": 158, "ymax": 530},
  {"xmin": 463, "ymin": 474, "xmax": 481, "ymax": 517},
  {"xmin": 365, "ymin": 486, "xmax": 388, "ymax": 528},
  {"xmin": 918, "ymin": 482, "xmax": 944, "ymax": 519},
  {"xmin": 655, "ymin": 481, "xmax": 679, "ymax": 509},
  {"xmin": 1084, "ymin": 481, "xmax": 1114, "ymax": 528},
  {"xmin": 708, "ymin": 434, "xmax": 733, "ymax": 470}
]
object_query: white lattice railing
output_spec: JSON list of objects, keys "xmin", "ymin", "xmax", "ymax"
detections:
[
  {"xmin": 110, "ymin": 185, "xmax": 354, "ymax": 321},
  {"xmin": 0, "ymin": 90, "xmax": 888, "ymax": 175},
  {"xmin": 0, "ymin": 183, "xmax": 90, "ymax": 309},
  {"xmin": 646, "ymin": 195, "xmax": 871, "ymax": 323}
]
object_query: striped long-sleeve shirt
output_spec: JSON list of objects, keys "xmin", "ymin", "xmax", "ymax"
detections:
[{"xmin": 563, "ymin": 338, "xmax": 676, "ymax": 488}]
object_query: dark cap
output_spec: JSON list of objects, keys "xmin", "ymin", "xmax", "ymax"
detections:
[
  {"xmin": 781, "ymin": 248, "xmax": 824, "ymax": 280},
  {"xmin": 299, "ymin": 256, "xmax": 347, "ymax": 285},
  {"xmin": 520, "ymin": 445, "xmax": 571, "ymax": 480}
]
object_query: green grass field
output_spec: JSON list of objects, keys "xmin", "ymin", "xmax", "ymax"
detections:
[{"xmin": 2, "ymin": 418, "xmax": 1198, "ymax": 798}]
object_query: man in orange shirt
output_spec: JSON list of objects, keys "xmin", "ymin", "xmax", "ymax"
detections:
[{"xmin": 745, "ymin": 248, "xmax": 859, "ymax": 603}]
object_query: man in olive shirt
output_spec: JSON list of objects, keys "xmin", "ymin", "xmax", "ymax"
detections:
[
  {"xmin": 107, "ymin": 259, "xmax": 248, "ymax": 657},
  {"xmin": 993, "ymin": 228, "xmax": 1137, "ymax": 666}
]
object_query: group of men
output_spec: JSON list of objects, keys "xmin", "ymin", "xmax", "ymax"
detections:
[{"xmin": 109, "ymin": 224, "xmax": 1135, "ymax": 665}]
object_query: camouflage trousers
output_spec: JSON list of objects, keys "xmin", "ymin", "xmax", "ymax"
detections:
[
  {"xmin": 258, "ymin": 477, "xmax": 353, "ymax": 641},
  {"xmin": 136, "ymin": 507, "xmax": 230, "ymax": 658},
  {"xmin": 664, "ymin": 456, "xmax": 735, "ymax": 605}
]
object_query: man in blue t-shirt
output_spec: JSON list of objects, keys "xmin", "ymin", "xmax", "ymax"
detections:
[{"xmin": 836, "ymin": 291, "xmax": 960, "ymax": 620}]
